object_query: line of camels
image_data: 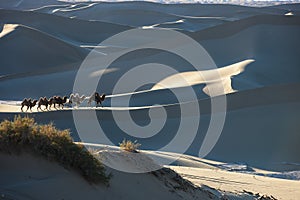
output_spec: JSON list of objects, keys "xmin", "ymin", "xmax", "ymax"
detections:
[{"xmin": 21, "ymin": 92, "xmax": 106, "ymax": 112}]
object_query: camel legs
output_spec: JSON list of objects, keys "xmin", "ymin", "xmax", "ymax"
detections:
[
  {"xmin": 37, "ymin": 104, "xmax": 43, "ymax": 111},
  {"xmin": 95, "ymin": 101, "xmax": 103, "ymax": 108},
  {"xmin": 38, "ymin": 104, "xmax": 48, "ymax": 111},
  {"xmin": 87, "ymin": 99, "xmax": 92, "ymax": 107},
  {"xmin": 44, "ymin": 105, "xmax": 48, "ymax": 111},
  {"xmin": 95, "ymin": 100, "xmax": 103, "ymax": 108}
]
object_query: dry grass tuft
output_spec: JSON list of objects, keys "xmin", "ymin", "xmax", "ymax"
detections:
[
  {"xmin": 119, "ymin": 139, "xmax": 141, "ymax": 153},
  {"xmin": 0, "ymin": 115, "xmax": 110, "ymax": 185}
]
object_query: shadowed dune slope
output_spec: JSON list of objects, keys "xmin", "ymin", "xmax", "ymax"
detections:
[
  {"xmin": 0, "ymin": 153, "xmax": 215, "ymax": 200},
  {"xmin": 0, "ymin": 82, "xmax": 300, "ymax": 171},
  {"xmin": 0, "ymin": 23, "xmax": 87, "ymax": 75},
  {"xmin": 0, "ymin": 0, "xmax": 65, "ymax": 10},
  {"xmin": 188, "ymin": 14, "xmax": 300, "ymax": 40},
  {"xmin": 187, "ymin": 15, "xmax": 300, "ymax": 90},
  {"xmin": 1, "ymin": 14, "xmax": 299, "ymax": 98},
  {"xmin": 0, "ymin": 9, "xmax": 131, "ymax": 45},
  {"xmin": 32, "ymin": 2, "xmax": 296, "ymax": 26}
]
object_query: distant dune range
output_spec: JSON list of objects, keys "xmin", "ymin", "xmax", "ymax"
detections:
[
  {"xmin": 0, "ymin": 10, "xmax": 300, "ymax": 99},
  {"xmin": 0, "ymin": 9, "xmax": 131, "ymax": 44},
  {"xmin": 19, "ymin": 1, "xmax": 300, "ymax": 27}
]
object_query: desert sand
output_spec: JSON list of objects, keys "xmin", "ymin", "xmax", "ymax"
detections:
[{"xmin": 1, "ymin": 0, "xmax": 300, "ymax": 199}]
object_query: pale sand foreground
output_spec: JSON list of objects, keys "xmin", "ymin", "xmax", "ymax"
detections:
[
  {"xmin": 1, "ymin": 149, "xmax": 298, "ymax": 200},
  {"xmin": 0, "ymin": 153, "xmax": 215, "ymax": 200},
  {"xmin": 86, "ymin": 143, "xmax": 300, "ymax": 199},
  {"xmin": 171, "ymin": 166, "xmax": 300, "ymax": 200}
]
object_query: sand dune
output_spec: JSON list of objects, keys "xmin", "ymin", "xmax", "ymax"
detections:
[
  {"xmin": 2, "ymin": 150, "xmax": 286, "ymax": 200},
  {"xmin": 1, "ymin": 82, "xmax": 300, "ymax": 172},
  {"xmin": 0, "ymin": 9, "xmax": 131, "ymax": 45},
  {"xmin": 0, "ymin": 24, "xmax": 18, "ymax": 37},
  {"xmin": 152, "ymin": 59, "xmax": 254, "ymax": 96},
  {"xmin": 0, "ymin": 23, "xmax": 87, "ymax": 75},
  {"xmin": 154, "ymin": 17, "xmax": 229, "ymax": 31},
  {"xmin": 2, "ymin": 81, "xmax": 300, "ymax": 111},
  {"xmin": 0, "ymin": 0, "xmax": 65, "ymax": 10},
  {"xmin": 1, "ymin": 1, "xmax": 300, "ymax": 199},
  {"xmin": 171, "ymin": 166, "xmax": 300, "ymax": 200},
  {"xmin": 31, "ymin": 2, "xmax": 293, "ymax": 27},
  {"xmin": 189, "ymin": 14, "xmax": 300, "ymax": 40},
  {"xmin": 0, "ymin": 153, "xmax": 217, "ymax": 200},
  {"xmin": 1, "ymin": 12, "xmax": 299, "ymax": 99},
  {"xmin": 271, "ymin": 3, "xmax": 300, "ymax": 12},
  {"xmin": 188, "ymin": 15, "xmax": 300, "ymax": 90}
]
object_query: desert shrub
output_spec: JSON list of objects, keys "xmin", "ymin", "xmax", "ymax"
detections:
[
  {"xmin": 0, "ymin": 115, "xmax": 109, "ymax": 185},
  {"xmin": 119, "ymin": 139, "xmax": 141, "ymax": 152}
]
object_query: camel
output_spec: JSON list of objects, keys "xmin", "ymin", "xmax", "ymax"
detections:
[
  {"xmin": 48, "ymin": 96, "xmax": 55, "ymax": 109},
  {"xmin": 37, "ymin": 97, "xmax": 49, "ymax": 111},
  {"xmin": 21, "ymin": 98, "xmax": 37, "ymax": 112},
  {"xmin": 56, "ymin": 96, "xmax": 68, "ymax": 109},
  {"xmin": 87, "ymin": 92, "xmax": 106, "ymax": 107},
  {"xmin": 69, "ymin": 93, "xmax": 86, "ymax": 107},
  {"xmin": 29, "ymin": 100, "xmax": 38, "ymax": 111},
  {"xmin": 21, "ymin": 98, "xmax": 31, "ymax": 112},
  {"xmin": 49, "ymin": 96, "xmax": 68, "ymax": 109}
]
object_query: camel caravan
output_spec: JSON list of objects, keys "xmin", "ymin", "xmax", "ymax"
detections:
[{"xmin": 21, "ymin": 92, "xmax": 106, "ymax": 112}]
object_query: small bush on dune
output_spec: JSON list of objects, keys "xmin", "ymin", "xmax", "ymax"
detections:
[
  {"xmin": 119, "ymin": 139, "xmax": 141, "ymax": 153},
  {"xmin": 0, "ymin": 116, "xmax": 110, "ymax": 185}
]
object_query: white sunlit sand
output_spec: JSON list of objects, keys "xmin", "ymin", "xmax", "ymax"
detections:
[
  {"xmin": 285, "ymin": 12, "xmax": 294, "ymax": 16},
  {"xmin": 0, "ymin": 0, "xmax": 300, "ymax": 200},
  {"xmin": 151, "ymin": 59, "xmax": 255, "ymax": 96},
  {"xmin": 0, "ymin": 24, "xmax": 18, "ymax": 38}
]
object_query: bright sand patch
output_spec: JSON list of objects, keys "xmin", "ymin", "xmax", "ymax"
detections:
[
  {"xmin": 171, "ymin": 166, "xmax": 300, "ymax": 200},
  {"xmin": 151, "ymin": 59, "xmax": 254, "ymax": 96},
  {"xmin": 0, "ymin": 24, "xmax": 18, "ymax": 38}
]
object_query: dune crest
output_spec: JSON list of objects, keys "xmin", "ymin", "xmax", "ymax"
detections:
[
  {"xmin": 151, "ymin": 59, "xmax": 254, "ymax": 96},
  {"xmin": 285, "ymin": 12, "xmax": 294, "ymax": 16},
  {"xmin": 0, "ymin": 24, "xmax": 18, "ymax": 38}
]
